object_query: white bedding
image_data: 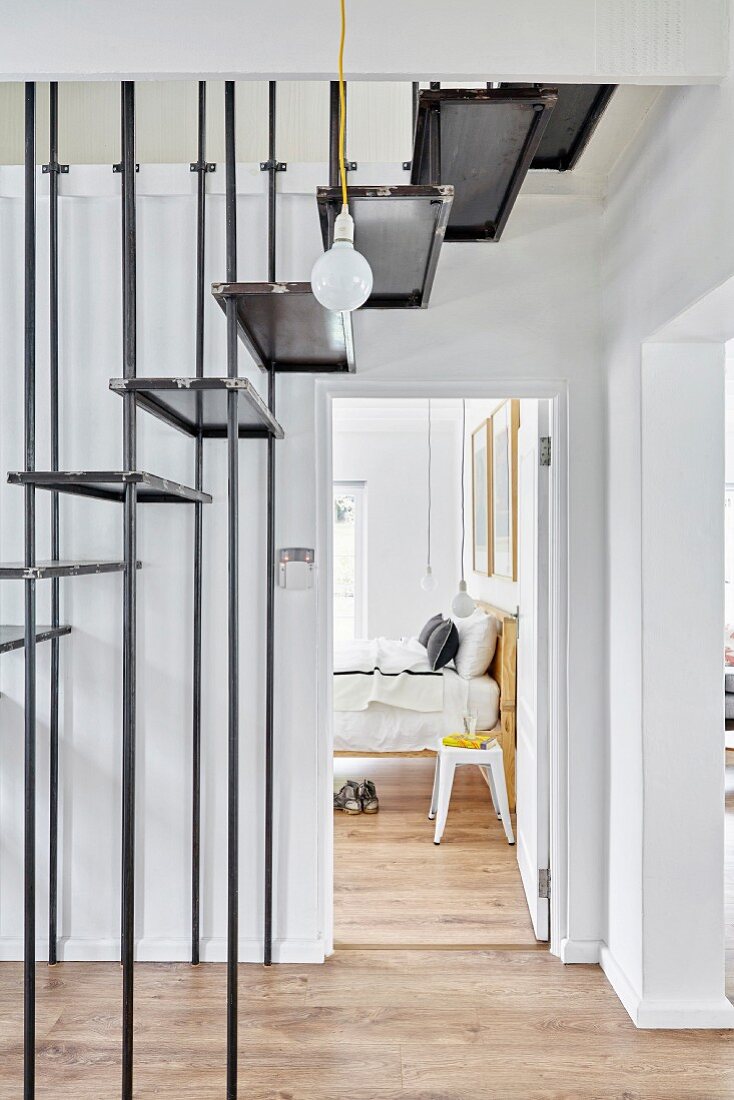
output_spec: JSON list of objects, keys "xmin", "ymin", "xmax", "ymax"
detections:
[
  {"xmin": 333, "ymin": 666, "xmax": 500, "ymax": 753},
  {"xmin": 334, "ymin": 637, "xmax": 443, "ymax": 713}
]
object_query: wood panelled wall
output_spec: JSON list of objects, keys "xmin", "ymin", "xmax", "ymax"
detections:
[{"xmin": 0, "ymin": 81, "xmax": 414, "ymax": 165}]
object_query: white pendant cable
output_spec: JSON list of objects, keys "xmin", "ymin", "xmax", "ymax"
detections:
[
  {"xmin": 421, "ymin": 399, "xmax": 437, "ymax": 592},
  {"xmin": 452, "ymin": 399, "xmax": 476, "ymax": 618}
]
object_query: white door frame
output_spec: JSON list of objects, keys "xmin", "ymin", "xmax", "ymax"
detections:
[{"xmin": 315, "ymin": 378, "xmax": 569, "ymax": 958}]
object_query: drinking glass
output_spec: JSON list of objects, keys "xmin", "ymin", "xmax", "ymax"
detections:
[{"xmin": 463, "ymin": 709, "xmax": 478, "ymax": 737}]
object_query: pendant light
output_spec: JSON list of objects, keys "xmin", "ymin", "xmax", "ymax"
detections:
[
  {"xmin": 452, "ymin": 399, "xmax": 476, "ymax": 618},
  {"xmin": 310, "ymin": 0, "xmax": 373, "ymax": 312},
  {"xmin": 420, "ymin": 398, "xmax": 438, "ymax": 592}
]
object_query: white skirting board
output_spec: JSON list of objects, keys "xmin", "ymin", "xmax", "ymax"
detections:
[
  {"xmin": 560, "ymin": 938, "xmax": 601, "ymax": 964},
  {"xmin": 600, "ymin": 945, "xmax": 734, "ymax": 1029},
  {"xmin": 0, "ymin": 937, "xmax": 326, "ymax": 965}
]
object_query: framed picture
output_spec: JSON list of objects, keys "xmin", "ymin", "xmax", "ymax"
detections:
[
  {"xmin": 472, "ymin": 420, "xmax": 491, "ymax": 575},
  {"xmin": 490, "ymin": 400, "xmax": 520, "ymax": 581}
]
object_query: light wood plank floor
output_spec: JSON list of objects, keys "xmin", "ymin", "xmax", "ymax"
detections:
[
  {"xmin": 0, "ymin": 761, "xmax": 731, "ymax": 1094},
  {"xmin": 1, "ymin": 952, "xmax": 734, "ymax": 1098},
  {"xmin": 334, "ymin": 756, "xmax": 537, "ymax": 945}
]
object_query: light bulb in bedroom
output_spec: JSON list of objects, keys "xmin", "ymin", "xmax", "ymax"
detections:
[
  {"xmin": 420, "ymin": 565, "xmax": 437, "ymax": 593},
  {"xmin": 451, "ymin": 579, "xmax": 476, "ymax": 618}
]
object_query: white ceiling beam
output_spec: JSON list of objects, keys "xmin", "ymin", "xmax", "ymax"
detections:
[{"xmin": 0, "ymin": 0, "xmax": 727, "ymax": 84}]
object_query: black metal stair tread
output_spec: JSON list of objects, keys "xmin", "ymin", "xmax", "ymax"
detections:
[
  {"xmin": 410, "ymin": 86, "xmax": 557, "ymax": 242},
  {"xmin": 109, "ymin": 377, "xmax": 284, "ymax": 439},
  {"xmin": 0, "ymin": 560, "xmax": 138, "ymax": 580},
  {"xmin": 212, "ymin": 282, "xmax": 355, "ymax": 374},
  {"xmin": 0, "ymin": 624, "xmax": 72, "ymax": 654},
  {"xmin": 501, "ymin": 83, "xmax": 616, "ymax": 171},
  {"xmin": 315, "ymin": 185, "xmax": 453, "ymax": 309},
  {"xmin": 8, "ymin": 471, "xmax": 212, "ymax": 504}
]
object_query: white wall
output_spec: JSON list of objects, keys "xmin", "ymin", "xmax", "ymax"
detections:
[
  {"xmin": 602, "ymin": 38, "xmax": 734, "ymax": 1021},
  {"xmin": 726, "ymin": 361, "xmax": 734, "ymax": 483},
  {"xmin": 332, "ymin": 399, "xmax": 461, "ymax": 639},
  {"xmin": 640, "ymin": 345, "xmax": 728, "ymax": 1023},
  {"xmin": 0, "ymin": 162, "xmax": 606, "ymax": 966}
]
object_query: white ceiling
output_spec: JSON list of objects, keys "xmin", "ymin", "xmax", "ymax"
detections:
[{"xmin": 1, "ymin": 0, "xmax": 724, "ymax": 84}]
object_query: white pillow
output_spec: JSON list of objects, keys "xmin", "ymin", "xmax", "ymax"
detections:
[{"xmin": 452, "ymin": 609, "xmax": 500, "ymax": 679}]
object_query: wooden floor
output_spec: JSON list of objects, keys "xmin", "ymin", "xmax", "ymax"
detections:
[
  {"xmin": 334, "ymin": 756, "xmax": 537, "ymax": 945},
  {"xmin": 0, "ymin": 761, "xmax": 732, "ymax": 1095},
  {"xmin": 2, "ymin": 953, "xmax": 734, "ymax": 1098}
]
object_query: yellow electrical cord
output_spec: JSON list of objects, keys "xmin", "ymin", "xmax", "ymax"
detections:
[{"xmin": 338, "ymin": 0, "xmax": 348, "ymax": 209}]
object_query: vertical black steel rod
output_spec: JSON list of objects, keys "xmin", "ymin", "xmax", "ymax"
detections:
[
  {"xmin": 120, "ymin": 80, "xmax": 138, "ymax": 1100},
  {"xmin": 264, "ymin": 82, "xmax": 277, "ymax": 968},
  {"xmin": 266, "ymin": 82, "xmax": 277, "ymax": 284},
  {"xmin": 48, "ymin": 81, "xmax": 60, "ymax": 968},
  {"xmin": 428, "ymin": 86, "xmax": 440, "ymax": 186},
  {"xmin": 427, "ymin": 84, "xmax": 440, "ymax": 185},
  {"xmin": 328, "ymin": 80, "xmax": 348, "ymax": 188},
  {"xmin": 328, "ymin": 81, "xmax": 340, "ymax": 189},
  {"xmin": 191, "ymin": 79, "xmax": 207, "ymax": 967},
  {"xmin": 23, "ymin": 80, "xmax": 37, "ymax": 1100},
  {"xmin": 224, "ymin": 79, "xmax": 239, "ymax": 1100},
  {"xmin": 411, "ymin": 82, "xmax": 419, "ymax": 135}
]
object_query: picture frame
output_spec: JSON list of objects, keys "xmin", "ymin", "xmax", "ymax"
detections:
[
  {"xmin": 472, "ymin": 419, "xmax": 491, "ymax": 575},
  {"xmin": 489, "ymin": 399, "xmax": 520, "ymax": 581}
]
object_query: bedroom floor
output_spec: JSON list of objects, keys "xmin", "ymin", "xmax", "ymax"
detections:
[{"xmin": 333, "ymin": 756, "xmax": 537, "ymax": 946}]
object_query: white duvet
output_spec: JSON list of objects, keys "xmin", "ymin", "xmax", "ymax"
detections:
[
  {"xmin": 333, "ymin": 638, "xmax": 500, "ymax": 753},
  {"xmin": 333, "ymin": 637, "xmax": 443, "ymax": 713}
]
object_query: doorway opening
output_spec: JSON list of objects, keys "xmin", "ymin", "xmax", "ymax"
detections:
[{"xmin": 318, "ymin": 391, "xmax": 562, "ymax": 952}]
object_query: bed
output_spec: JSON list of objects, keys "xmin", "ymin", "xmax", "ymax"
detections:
[{"xmin": 334, "ymin": 601, "xmax": 518, "ymax": 809}]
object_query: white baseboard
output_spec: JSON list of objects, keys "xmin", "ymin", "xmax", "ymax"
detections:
[
  {"xmin": 635, "ymin": 997, "xmax": 734, "ymax": 1029},
  {"xmin": 560, "ymin": 938, "xmax": 601, "ymax": 964},
  {"xmin": 599, "ymin": 944, "xmax": 644, "ymax": 1024},
  {"xmin": 0, "ymin": 936, "xmax": 325, "ymax": 965},
  {"xmin": 600, "ymin": 945, "xmax": 734, "ymax": 1029}
]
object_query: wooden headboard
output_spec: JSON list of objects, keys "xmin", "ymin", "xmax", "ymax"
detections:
[
  {"xmin": 477, "ymin": 601, "xmax": 517, "ymax": 715},
  {"xmin": 476, "ymin": 601, "xmax": 518, "ymax": 809}
]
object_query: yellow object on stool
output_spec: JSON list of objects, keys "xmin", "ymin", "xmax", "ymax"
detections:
[{"xmin": 441, "ymin": 734, "xmax": 499, "ymax": 750}]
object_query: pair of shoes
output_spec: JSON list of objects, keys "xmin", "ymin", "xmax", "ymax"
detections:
[
  {"xmin": 359, "ymin": 779, "xmax": 379, "ymax": 814},
  {"xmin": 334, "ymin": 780, "xmax": 362, "ymax": 814},
  {"xmin": 333, "ymin": 779, "xmax": 380, "ymax": 814}
]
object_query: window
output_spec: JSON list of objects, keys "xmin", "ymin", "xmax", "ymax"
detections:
[{"xmin": 333, "ymin": 481, "xmax": 367, "ymax": 643}]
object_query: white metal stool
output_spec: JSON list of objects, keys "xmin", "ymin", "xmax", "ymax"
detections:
[{"xmin": 429, "ymin": 741, "xmax": 515, "ymax": 845}]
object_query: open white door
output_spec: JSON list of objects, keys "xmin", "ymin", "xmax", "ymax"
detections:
[{"xmin": 515, "ymin": 399, "xmax": 551, "ymax": 941}]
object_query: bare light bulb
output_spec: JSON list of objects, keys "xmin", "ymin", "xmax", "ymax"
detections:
[
  {"xmin": 451, "ymin": 579, "xmax": 476, "ymax": 618},
  {"xmin": 311, "ymin": 206, "xmax": 373, "ymax": 312},
  {"xmin": 420, "ymin": 565, "xmax": 437, "ymax": 593}
]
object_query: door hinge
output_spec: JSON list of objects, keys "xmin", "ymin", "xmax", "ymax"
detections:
[
  {"xmin": 539, "ymin": 868, "xmax": 551, "ymax": 900},
  {"xmin": 539, "ymin": 437, "xmax": 551, "ymax": 467}
]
